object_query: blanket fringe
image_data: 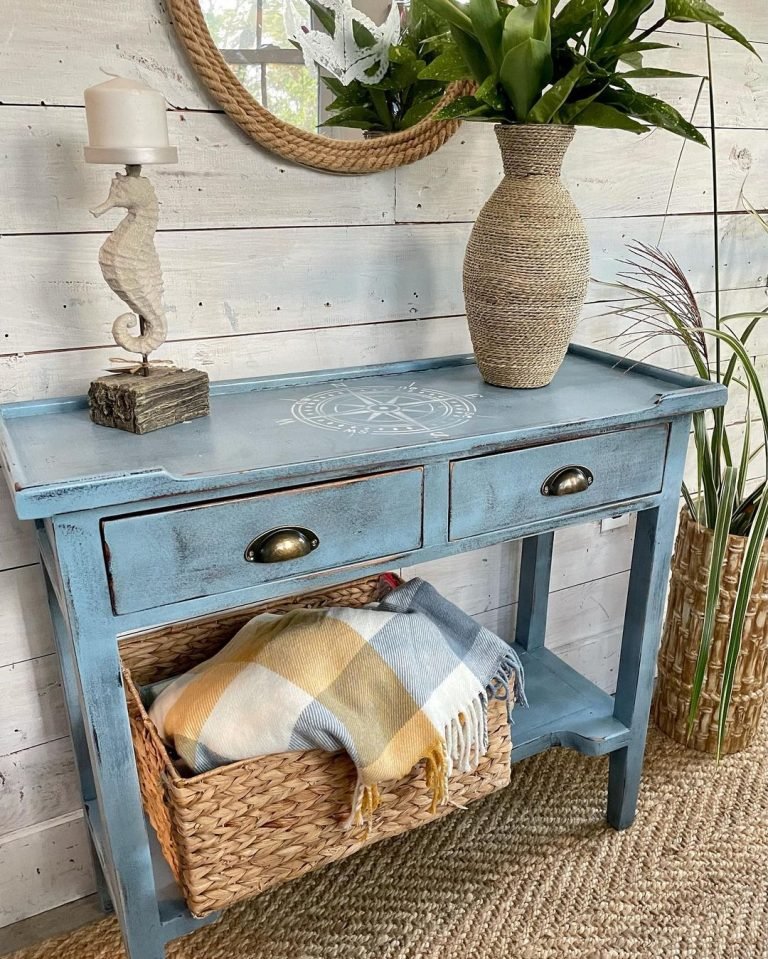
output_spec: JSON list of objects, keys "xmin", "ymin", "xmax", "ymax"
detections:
[{"xmin": 345, "ymin": 650, "xmax": 526, "ymax": 830}]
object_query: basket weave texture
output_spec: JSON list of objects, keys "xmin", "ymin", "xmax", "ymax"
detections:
[
  {"xmin": 463, "ymin": 125, "xmax": 590, "ymax": 389},
  {"xmin": 653, "ymin": 508, "xmax": 768, "ymax": 755},
  {"xmin": 122, "ymin": 575, "xmax": 512, "ymax": 917}
]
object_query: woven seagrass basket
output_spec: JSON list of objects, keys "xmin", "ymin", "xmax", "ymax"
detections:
[
  {"xmin": 653, "ymin": 508, "xmax": 768, "ymax": 755},
  {"xmin": 121, "ymin": 574, "xmax": 512, "ymax": 917}
]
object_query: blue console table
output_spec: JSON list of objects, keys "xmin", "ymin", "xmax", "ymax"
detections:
[{"xmin": 0, "ymin": 346, "xmax": 725, "ymax": 959}]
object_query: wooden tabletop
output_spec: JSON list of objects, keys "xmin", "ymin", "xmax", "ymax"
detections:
[{"xmin": 0, "ymin": 346, "xmax": 726, "ymax": 518}]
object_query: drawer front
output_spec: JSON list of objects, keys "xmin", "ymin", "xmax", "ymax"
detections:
[
  {"xmin": 449, "ymin": 426, "xmax": 668, "ymax": 540},
  {"xmin": 103, "ymin": 469, "xmax": 423, "ymax": 614}
]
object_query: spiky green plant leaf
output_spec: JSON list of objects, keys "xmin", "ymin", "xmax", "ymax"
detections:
[
  {"xmin": 665, "ymin": 0, "xmax": 758, "ymax": 55},
  {"xmin": 717, "ymin": 484, "xmax": 768, "ymax": 756},
  {"xmin": 687, "ymin": 465, "xmax": 738, "ymax": 736}
]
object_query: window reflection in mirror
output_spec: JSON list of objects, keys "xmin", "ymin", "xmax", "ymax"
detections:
[{"xmin": 201, "ymin": 0, "xmax": 391, "ymax": 137}]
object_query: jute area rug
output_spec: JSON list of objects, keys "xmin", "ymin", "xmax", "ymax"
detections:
[{"xmin": 11, "ymin": 721, "xmax": 768, "ymax": 959}]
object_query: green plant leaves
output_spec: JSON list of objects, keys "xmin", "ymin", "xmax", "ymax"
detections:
[
  {"xmin": 665, "ymin": 0, "xmax": 758, "ymax": 55},
  {"xmin": 448, "ymin": 23, "xmax": 492, "ymax": 82},
  {"xmin": 498, "ymin": 0, "xmax": 553, "ymax": 119},
  {"xmin": 413, "ymin": 0, "xmax": 755, "ymax": 135},
  {"xmin": 603, "ymin": 88, "xmax": 708, "ymax": 144},
  {"xmin": 500, "ymin": 37, "xmax": 552, "ymax": 119},
  {"xmin": 420, "ymin": 0, "xmax": 473, "ymax": 35},
  {"xmin": 619, "ymin": 68, "xmax": 699, "ymax": 79},
  {"xmin": 418, "ymin": 46, "xmax": 471, "ymax": 80},
  {"xmin": 527, "ymin": 62, "xmax": 585, "ymax": 122},
  {"xmin": 687, "ymin": 465, "xmax": 738, "ymax": 740},
  {"xmin": 570, "ymin": 101, "xmax": 649, "ymax": 132},
  {"xmin": 435, "ymin": 94, "xmax": 508, "ymax": 120},
  {"xmin": 718, "ymin": 485, "xmax": 768, "ymax": 756},
  {"xmin": 475, "ymin": 74, "xmax": 507, "ymax": 111},
  {"xmin": 593, "ymin": 0, "xmax": 654, "ymax": 54},
  {"xmin": 551, "ymin": 0, "xmax": 606, "ymax": 46},
  {"xmin": 468, "ymin": 0, "xmax": 505, "ymax": 71}
]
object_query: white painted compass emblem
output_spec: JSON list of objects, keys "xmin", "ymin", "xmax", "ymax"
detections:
[{"xmin": 282, "ymin": 382, "xmax": 479, "ymax": 439}]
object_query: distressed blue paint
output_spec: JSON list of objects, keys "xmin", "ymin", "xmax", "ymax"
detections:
[
  {"xmin": 450, "ymin": 424, "xmax": 669, "ymax": 540},
  {"xmin": 607, "ymin": 415, "xmax": 693, "ymax": 831},
  {"xmin": 515, "ymin": 532, "xmax": 555, "ymax": 651},
  {"xmin": 104, "ymin": 468, "xmax": 424, "ymax": 614},
  {"xmin": 0, "ymin": 352, "xmax": 725, "ymax": 958},
  {"xmin": 0, "ymin": 351, "xmax": 726, "ymax": 519}
]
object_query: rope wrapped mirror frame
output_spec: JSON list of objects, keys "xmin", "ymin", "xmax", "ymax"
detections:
[{"xmin": 168, "ymin": 0, "xmax": 468, "ymax": 174}]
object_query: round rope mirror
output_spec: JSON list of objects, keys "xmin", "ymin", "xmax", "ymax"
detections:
[{"xmin": 168, "ymin": 0, "xmax": 467, "ymax": 175}]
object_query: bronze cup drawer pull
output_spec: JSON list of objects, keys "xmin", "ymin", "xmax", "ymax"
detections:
[
  {"xmin": 245, "ymin": 527, "xmax": 320, "ymax": 564},
  {"xmin": 541, "ymin": 465, "xmax": 594, "ymax": 497}
]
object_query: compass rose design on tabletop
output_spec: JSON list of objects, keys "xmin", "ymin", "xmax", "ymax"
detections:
[{"xmin": 277, "ymin": 382, "xmax": 481, "ymax": 439}]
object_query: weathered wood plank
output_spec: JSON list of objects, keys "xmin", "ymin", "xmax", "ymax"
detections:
[
  {"xmin": 0, "ymin": 106, "xmax": 395, "ymax": 235},
  {"xmin": 0, "ymin": 738, "xmax": 80, "ymax": 837},
  {"xmin": 0, "ymin": 475, "xmax": 37, "ymax": 571},
  {"xmin": 4, "ymin": 211, "xmax": 765, "ymax": 357},
  {"xmin": 0, "ymin": 315, "xmax": 471, "ymax": 403},
  {"xmin": 0, "ymin": 814, "xmax": 95, "ymax": 928},
  {"xmin": 0, "ymin": 225, "xmax": 473, "ymax": 354},
  {"xmin": 477, "ymin": 570, "xmax": 630, "ymax": 693},
  {"xmin": 403, "ymin": 518, "xmax": 636, "ymax": 616},
  {"xmin": 693, "ymin": 38, "xmax": 768, "ymax": 128},
  {"xmin": 396, "ymin": 124, "xmax": 683, "ymax": 223},
  {"xmin": 1, "ymin": 105, "xmax": 762, "ymax": 239},
  {"xmin": 0, "ymin": 656, "xmax": 66, "ymax": 756},
  {"xmin": 0, "ymin": 565, "xmax": 52, "ymax": 669},
  {"xmin": 0, "ymin": 0, "xmax": 211, "ymax": 109}
]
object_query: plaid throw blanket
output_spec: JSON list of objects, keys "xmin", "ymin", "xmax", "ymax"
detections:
[{"xmin": 149, "ymin": 578, "xmax": 526, "ymax": 825}]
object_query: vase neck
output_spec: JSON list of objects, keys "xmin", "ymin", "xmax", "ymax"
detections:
[{"xmin": 495, "ymin": 124, "xmax": 575, "ymax": 177}]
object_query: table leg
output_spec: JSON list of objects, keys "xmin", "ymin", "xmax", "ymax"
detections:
[
  {"xmin": 607, "ymin": 417, "xmax": 690, "ymax": 830},
  {"xmin": 53, "ymin": 516, "xmax": 166, "ymax": 959},
  {"xmin": 41, "ymin": 565, "xmax": 113, "ymax": 915},
  {"xmin": 515, "ymin": 531, "xmax": 554, "ymax": 651}
]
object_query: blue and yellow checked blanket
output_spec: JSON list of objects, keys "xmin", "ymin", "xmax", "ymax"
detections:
[{"xmin": 149, "ymin": 578, "xmax": 526, "ymax": 824}]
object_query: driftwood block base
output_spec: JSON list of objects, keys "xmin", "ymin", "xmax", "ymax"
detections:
[{"xmin": 89, "ymin": 368, "xmax": 210, "ymax": 434}]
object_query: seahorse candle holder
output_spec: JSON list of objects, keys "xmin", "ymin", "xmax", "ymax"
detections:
[{"xmin": 83, "ymin": 77, "xmax": 209, "ymax": 434}]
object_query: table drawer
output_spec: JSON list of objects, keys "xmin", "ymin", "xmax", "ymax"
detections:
[
  {"xmin": 449, "ymin": 425, "xmax": 668, "ymax": 540},
  {"xmin": 103, "ymin": 469, "xmax": 423, "ymax": 614}
]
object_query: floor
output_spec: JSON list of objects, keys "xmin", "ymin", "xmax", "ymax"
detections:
[{"xmin": 3, "ymin": 718, "xmax": 766, "ymax": 959}]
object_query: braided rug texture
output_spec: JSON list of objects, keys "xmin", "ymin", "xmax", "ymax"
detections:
[{"xmin": 10, "ymin": 720, "xmax": 768, "ymax": 959}]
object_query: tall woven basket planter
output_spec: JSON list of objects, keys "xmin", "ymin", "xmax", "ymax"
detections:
[
  {"xmin": 121, "ymin": 574, "xmax": 513, "ymax": 917},
  {"xmin": 653, "ymin": 508, "xmax": 768, "ymax": 755},
  {"xmin": 464, "ymin": 125, "xmax": 590, "ymax": 389}
]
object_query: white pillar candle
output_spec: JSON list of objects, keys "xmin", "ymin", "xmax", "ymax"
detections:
[{"xmin": 84, "ymin": 77, "xmax": 178, "ymax": 165}]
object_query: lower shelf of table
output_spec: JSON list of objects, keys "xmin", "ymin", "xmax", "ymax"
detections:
[{"xmin": 88, "ymin": 643, "xmax": 631, "ymax": 943}]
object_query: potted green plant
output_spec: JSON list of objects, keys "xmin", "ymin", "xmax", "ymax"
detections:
[
  {"xmin": 415, "ymin": 0, "xmax": 755, "ymax": 389},
  {"xmin": 606, "ymin": 228, "xmax": 768, "ymax": 757}
]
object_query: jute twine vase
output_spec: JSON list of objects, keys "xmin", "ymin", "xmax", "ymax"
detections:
[
  {"xmin": 653, "ymin": 508, "xmax": 768, "ymax": 755},
  {"xmin": 464, "ymin": 125, "xmax": 590, "ymax": 389}
]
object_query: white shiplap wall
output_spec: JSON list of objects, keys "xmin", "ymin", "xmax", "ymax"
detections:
[{"xmin": 0, "ymin": 0, "xmax": 766, "ymax": 927}]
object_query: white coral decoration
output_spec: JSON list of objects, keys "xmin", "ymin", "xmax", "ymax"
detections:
[{"xmin": 284, "ymin": 0, "xmax": 401, "ymax": 86}]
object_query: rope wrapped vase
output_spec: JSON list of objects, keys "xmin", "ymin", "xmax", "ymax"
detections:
[
  {"xmin": 653, "ymin": 508, "xmax": 768, "ymax": 755},
  {"xmin": 464, "ymin": 125, "xmax": 590, "ymax": 389}
]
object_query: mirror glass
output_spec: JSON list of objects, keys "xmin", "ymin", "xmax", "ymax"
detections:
[{"xmin": 201, "ymin": 0, "xmax": 393, "ymax": 136}]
